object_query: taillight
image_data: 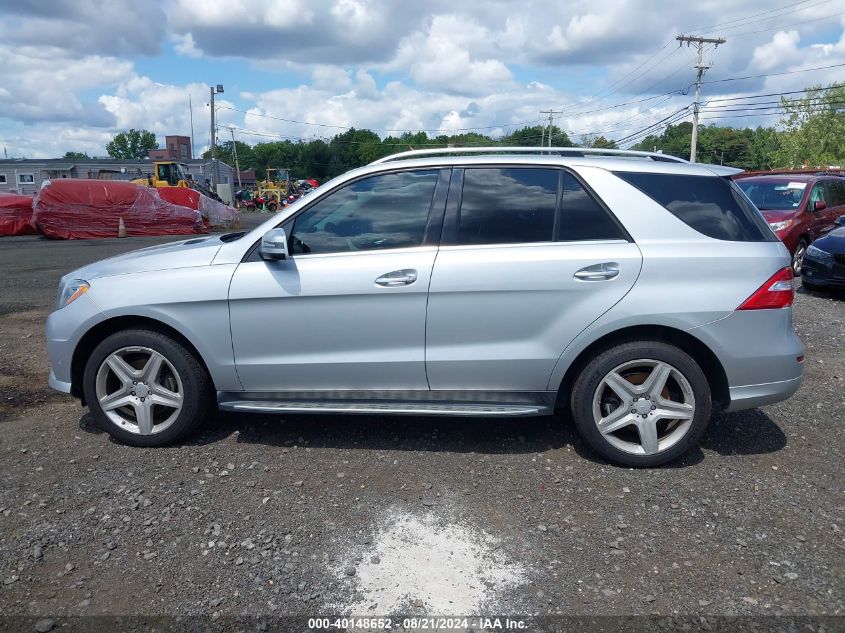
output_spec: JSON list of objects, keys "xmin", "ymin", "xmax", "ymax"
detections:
[{"xmin": 737, "ymin": 267, "xmax": 794, "ymax": 310}]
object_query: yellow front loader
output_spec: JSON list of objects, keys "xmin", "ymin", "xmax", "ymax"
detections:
[{"xmin": 131, "ymin": 161, "xmax": 191, "ymax": 188}]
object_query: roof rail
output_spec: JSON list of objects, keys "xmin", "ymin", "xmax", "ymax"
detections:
[{"xmin": 369, "ymin": 146, "xmax": 688, "ymax": 165}]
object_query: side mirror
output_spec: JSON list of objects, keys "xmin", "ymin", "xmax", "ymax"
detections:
[
  {"xmin": 260, "ymin": 228, "xmax": 289, "ymax": 261},
  {"xmin": 836, "ymin": 215, "xmax": 845, "ymax": 226},
  {"xmin": 813, "ymin": 200, "xmax": 827, "ymax": 212}
]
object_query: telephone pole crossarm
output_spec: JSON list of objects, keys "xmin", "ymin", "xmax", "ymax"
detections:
[{"xmin": 539, "ymin": 109, "xmax": 564, "ymax": 148}]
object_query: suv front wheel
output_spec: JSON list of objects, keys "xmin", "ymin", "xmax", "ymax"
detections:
[
  {"xmin": 83, "ymin": 329, "xmax": 212, "ymax": 447},
  {"xmin": 570, "ymin": 341, "xmax": 712, "ymax": 467}
]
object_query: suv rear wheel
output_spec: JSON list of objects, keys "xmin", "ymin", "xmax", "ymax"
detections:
[
  {"xmin": 82, "ymin": 329, "xmax": 212, "ymax": 447},
  {"xmin": 570, "ymin": 341, "xmax": 711, "ymax": 467}
]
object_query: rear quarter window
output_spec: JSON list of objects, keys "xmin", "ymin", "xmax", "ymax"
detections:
[{"xmin": 615, "ymin": 172, "xmax": 776, "ymax": 242}]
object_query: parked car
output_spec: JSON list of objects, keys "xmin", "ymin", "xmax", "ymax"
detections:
[
  {"xmin": 46, "ymin": 148, "xmax": 804, "ymax": 467},
  {"xmin": 801, "ymin": 215, "xmax": 845, "ymax": 290},
  {"xmin": 734, "ymin": 173, "xmax": 845, "ymax": 274}
]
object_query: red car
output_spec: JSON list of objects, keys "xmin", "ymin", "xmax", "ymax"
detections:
[{"xmin": 734, "ymin": 173, "xmax": 845, "ymax": 273}]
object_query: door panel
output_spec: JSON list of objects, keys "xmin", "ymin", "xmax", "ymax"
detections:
[
  {"xmin": 228, "ymin": 167, "xmax": 447, "ymax": 392},
  {"xmin": 425, "ymin": 241, "xmax": 642, "ymax": 391},
  {"xmin": 229, "ymin": 248, "xmax": 437, "ymax": 391}
]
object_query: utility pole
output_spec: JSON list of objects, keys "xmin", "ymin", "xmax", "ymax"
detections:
[
  {"xmin": 209, "ymin": 84, "xmax": 224, "ymax": 188},
  {"xmin": 676, "ymin": 34, "xmax": 725, "ymax": 163},
  {"xmin": 189, "ymin": 94, "xmax": 195, "ymax": 160},
  {"xmin": 230, "ymin": 127, "xmax": 242, "ymax": 189},
  {"xmin": 540, "ymin": 109, "xmax": 564, "ymax": 148}
]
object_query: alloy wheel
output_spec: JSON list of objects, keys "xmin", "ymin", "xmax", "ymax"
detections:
[
  {"xmin": 792, "ymin": 242, "xmax": 807, "ymax": 275},
  {"xmin": 591, "ymin": 359, "xmax": 695, "ymax": 456},
  {"xmin": 95, "ymin": 346, "xmax": 184, "ymax": 435}
]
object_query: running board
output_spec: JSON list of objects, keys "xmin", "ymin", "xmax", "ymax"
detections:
[{"xmin": 218, "ymin": 400, "xmax": 547, "ymax": 417}]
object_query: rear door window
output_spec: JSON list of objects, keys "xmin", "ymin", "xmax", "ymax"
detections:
[
  {"xmin": 615, "ymin": 172, "xmax": 775, "ymax": 242},
  {"xmin": 457, "ymin": 168, "xmax": 558, "ymax": 244},
  {"xmin": 559, "ymin": 173, "xmax": 626, "ymax": 241}
]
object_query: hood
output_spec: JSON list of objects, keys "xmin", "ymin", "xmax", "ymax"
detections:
[
  {"xmin": 760, "ymin": 209, "xmax": 794, "ymax": 223},
  {"xmin": 813, "ymin": 227, "xmax": 845, "ymax": 253},
  {"xmin": 65, "ymin": 236, "xmax": 224, "ymax": 282}
]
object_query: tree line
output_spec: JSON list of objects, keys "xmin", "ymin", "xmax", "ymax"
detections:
[{"xmin": 77, "ymin": 83, "xmax": 844, "ymax": 181}]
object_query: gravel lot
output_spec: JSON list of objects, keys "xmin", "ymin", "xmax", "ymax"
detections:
[{"xmin": 0, "ymin": 222, "xmax": 842, "ymax": 631}]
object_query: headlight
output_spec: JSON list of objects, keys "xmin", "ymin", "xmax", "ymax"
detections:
[
  {"xmin": 806, "ymin": 244, "xmax": 833, "ymax": 263},
  {"xmin": 768, "ymin": 220, "xmax": 792, "ymax": 232},
  {"xmin": 56, "ymin": 279, "xmax": 90, "ymax": 310}
]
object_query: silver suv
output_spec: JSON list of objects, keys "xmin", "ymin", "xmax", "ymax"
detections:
[{"xmin": 46, "ymin": 148, "xmax": 804, "ymax": 467}]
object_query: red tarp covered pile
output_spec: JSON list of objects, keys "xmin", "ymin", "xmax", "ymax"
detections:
[
  {"xmin": 0, "ymin": 192, "xmax": 36, "ymax": 236},
  {"xmin": 158, "ymin": 187, "xmax": 239, "ymax": 228},
  {"xmin": 32, "ymin": 179, "xmax": 205, "ymax": 240}
]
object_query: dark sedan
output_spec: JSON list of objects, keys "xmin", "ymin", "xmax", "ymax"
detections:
[{"xmin": 802, "ymin": 215, "xmax": 845, "ymax": 290}]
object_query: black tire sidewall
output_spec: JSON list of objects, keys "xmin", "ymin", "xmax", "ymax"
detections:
[
  {"xmin": 571, "ymin": 341, "xmax": 712, "ymax": 467},
  {"xmin": 801, "ymin": 279, "xmax": 819, "ymax": 291},
  {"xmin": 793, "ymin": 239, "xmax": 808, "ymax": 274},
  {"xmin": 82, "ymin": 329, "xmax": 211, "ymax": 447}
]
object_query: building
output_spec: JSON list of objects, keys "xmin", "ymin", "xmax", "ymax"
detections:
[
  {"xmin": 235, "ymin": 169, "xmax": 257, "ymax": 189},
  {"xmin": 0, "ymin": 158, "xmax": 236, "ymax": 196},
  {"xmin": 148, "ymin": 135, "xmax": 193, "ymax": 161}
]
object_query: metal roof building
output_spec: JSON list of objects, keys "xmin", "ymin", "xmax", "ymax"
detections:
[{"xmin": 0, "ymin": 158, "xmax": 235, "ymax": 196}]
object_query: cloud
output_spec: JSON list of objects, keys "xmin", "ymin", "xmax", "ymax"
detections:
[
  {"xmin": 752, "ymin": 31, "xmax": 802, "ymax": 71},
  {"xmin": 0, "ymin": 45, "xmax": 128, "ymax": 125},
  {"xmin": 167, "ymin": 0, "xmax": 428, "ymax": 64},
  {"xmin": 392, "ymin": 14, "xmax": 515, "ymax": 96},
  {"xmin": 98, "ymin": 76, "xmax": 239, "ymax": 143},
  {"xmin": 3, "ymin": 0, "xmax": 845, "ymax": 158},
  {"xmin": 0, "ymin": 0, "xmax": 165, "ymax": 56}
]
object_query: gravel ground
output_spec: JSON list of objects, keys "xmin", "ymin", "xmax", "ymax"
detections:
[{"xmin": 0, "ymin": 224, "xmax": 842, "ymax": 631}]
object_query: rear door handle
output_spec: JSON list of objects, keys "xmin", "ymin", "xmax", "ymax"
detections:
[
  {"xmin": 375, "ymin": 269, "xmax": 418, "ymax": 287},
  {"xmin": 574, "ymin": 262, "xmax": 620, "ymax": 281}
]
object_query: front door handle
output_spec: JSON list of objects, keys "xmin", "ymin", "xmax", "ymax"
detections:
[
  {"xmin": 574, "ymin": 262, "xmax": 620, "ymax": 281},
  {"xmin": 375, "ymin": 269, "xmax": 418, "ymax": 287}
]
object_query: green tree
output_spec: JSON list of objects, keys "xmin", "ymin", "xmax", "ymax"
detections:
[
  {"xmin": 106, "ymin": 129, "xmax": 158, "ymax": 159},
  {"xmin": 775, "ymin": 83, "xmax": 845, "ymax": 168},
  {"xmin": 581, "ymin": 134, "xmax": 618, "ymax": 149},
  {"xmin": 63, "ymin": 151, "xmax": 89, "ymax": 160}
]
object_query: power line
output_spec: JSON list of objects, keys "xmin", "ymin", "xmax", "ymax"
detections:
[
  {"xmin": 703, "ymin": 96, "xmax": 843, "ymax": 110},
  {"xmin": 702, "ymin": 100, "xmax": 845, "ymax": 113},
  {"xmin": 615, "ymin": 106, "xmax": 693, "ymax": 144},
  {"xmin": 705, "ymin": 84, "xmax": 841, "ymax": 103},
  {"xmin": 725, "ymin": 10, "xmax": 844, "ymax": 37},
  {"xmin": 617, "ymin": 110, "xmax": 693, "ymax": 146},
  {"xmin": 703, "ymin": 62, "xmax": 845, "ymax": 84},
  {"xmin": 700, "ymin": 0, "xmax": 833, "ymax": 34},
  {"xmin": 694, "ymin": 0, "xmax": 822, "ymax": 32}
]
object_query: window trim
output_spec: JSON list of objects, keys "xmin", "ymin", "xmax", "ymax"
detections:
[
  {"xmin": 441, "ymin": 164, "xmax": 632, "ymax": 247},
  {"xmin": 0, "ymin": 174, "xmax": 7, "ymax": 184},
  {"xmin": 17, "ymin": 172, "xmax": 35, "ymax": 185}
]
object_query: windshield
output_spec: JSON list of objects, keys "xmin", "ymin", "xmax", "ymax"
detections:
[{"xmin": 736, "ymin": 180, "xmax": 806, "ymax": 211}]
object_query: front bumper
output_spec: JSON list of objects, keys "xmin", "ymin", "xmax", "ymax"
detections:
[
  {"xmin": 802, "ymin": 255, "xmax": 845, "ymax": 287},
  {"xmin": 48, "ymin": 369, "xmax": 72, "ymax": 394},
  {"xmin": 46, "ymin": 293, "xmax": 104, "ymax": 395}
]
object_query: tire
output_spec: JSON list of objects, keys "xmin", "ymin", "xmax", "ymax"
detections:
[
  {"xmin": 82, "ymin": 329, "xmax": 213, "ymax": 447},
  {"xmin": 801, "ymin": 278, "xmax": 820, "ymax": 292},
  {"xmin": 792, "ymin": 239, "xmax": 808, "ymax": 275},
  {"xmin": 570, "ymin": 341, "xmax": 712, "ymax": 467},
  {"xmin": 267, "ymin": 202, "xmax": 278, "ymax": 212}
]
